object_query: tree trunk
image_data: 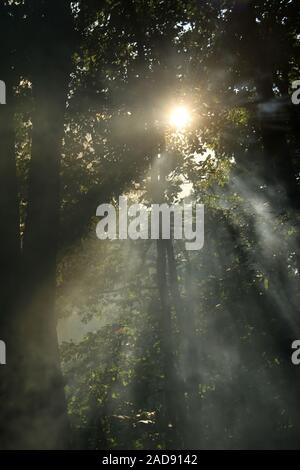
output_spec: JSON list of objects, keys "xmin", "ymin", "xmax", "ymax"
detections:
[
  {"xmin": 0, "ymin": 78, "xmax": 22, "ymax": 449},
  {"xmin": 156, "ymin": 239, "xmax": 183, "ymax": 448},
  {"xmin": 14, "ymin": 1, "xmax": 74, "ymax": 449}
]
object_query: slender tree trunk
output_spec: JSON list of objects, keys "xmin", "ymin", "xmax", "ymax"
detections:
[
  {"xmin": 156, "ymin": 239, "xmax": 183, "ymax": 448},
  {"xmin": 0, "ymin": 78, "xmax": 22, "ymax": 449}
]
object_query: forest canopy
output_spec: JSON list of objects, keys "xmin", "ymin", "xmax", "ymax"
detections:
[{"xmin": 0, "ymin": 0, "xmax": 300, "ymax": 450}]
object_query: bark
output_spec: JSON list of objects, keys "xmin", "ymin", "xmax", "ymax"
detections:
[
  {"xmin": 156, "ymin": 239, "xmax": 183, "ymax": 447},
  {"xmin": 0, "ymin": 79, "xmax": 22, "ymax": 449},
  {"xmin": 0, "ymin": 3, "xmax": 23, "ymax": 447},
  {"xmin": 14, "ymin": 1, "xmax": 74, "ymax": 449}
]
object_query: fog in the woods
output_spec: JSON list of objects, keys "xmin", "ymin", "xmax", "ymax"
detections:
[{"xmin": 0, "ymin": 0, "xmax": 300, "ymax": 450}]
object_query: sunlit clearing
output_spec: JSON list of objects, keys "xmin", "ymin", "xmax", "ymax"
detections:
[{"xmin": 169, "ymin": 106, "xmax": 191, "ymax": 129}]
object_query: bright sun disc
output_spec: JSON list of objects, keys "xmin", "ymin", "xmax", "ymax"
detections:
[{"xmin": 169, "ymin": 106, "xmax": 190, "ymax": 129}]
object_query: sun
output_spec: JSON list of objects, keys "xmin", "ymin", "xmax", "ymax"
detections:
[{"xmin": 169, "ymin": 105, "xmax": 191, "ymax": 129}]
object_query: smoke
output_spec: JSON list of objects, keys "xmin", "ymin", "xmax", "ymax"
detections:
[{"xmin": 58, "ymin": 150, "xmax": 300, "ymax": 449}]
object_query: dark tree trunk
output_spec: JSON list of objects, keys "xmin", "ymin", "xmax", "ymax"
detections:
[
  {"xmin": 19, "ymin": 76, "xmax": 70, "ymax": 449},
  {"xmin": 0, "ymin": 79, "xmax": 22, "ymax": 449},
  {"xmin": 0, "ymin": 3, "xmax": 24, "ymax": 447},
  {"xmin": 256, "ymin": 76, "xmax": 299, "ymax": 205},
  {"xmin": 13, "ymin": 1, "xmax": 74, "ymax": 449},
  {"xmin": 156, "ymin": 239, "xmax": 183, "ymax": 448}
]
